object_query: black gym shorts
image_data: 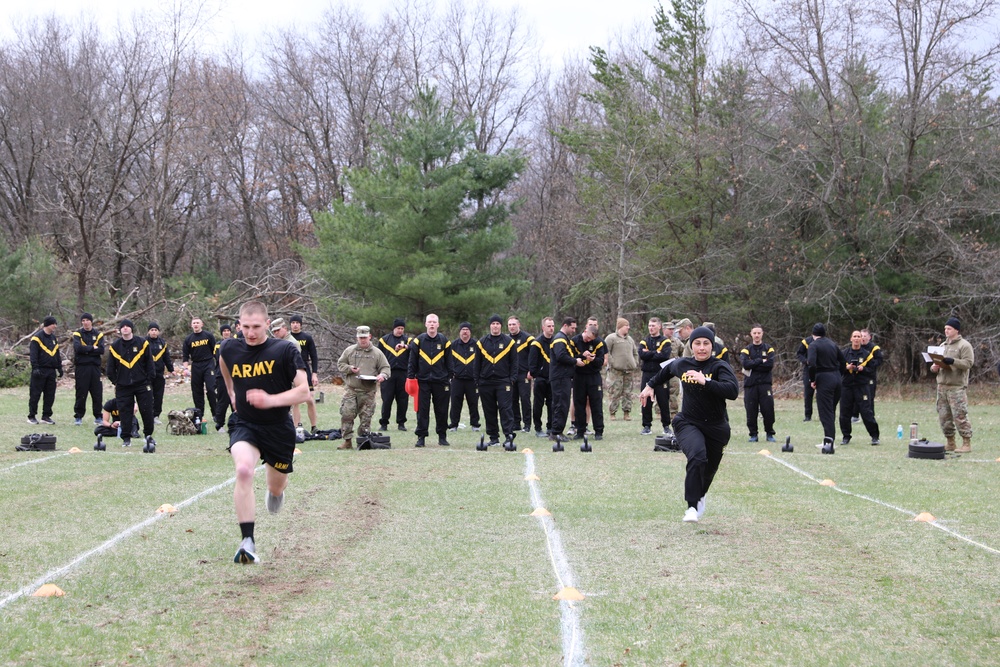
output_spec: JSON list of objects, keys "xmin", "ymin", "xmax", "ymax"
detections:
[{"xmin": 227, "ymin": 413, "xmax": 296, "ymax": 473}]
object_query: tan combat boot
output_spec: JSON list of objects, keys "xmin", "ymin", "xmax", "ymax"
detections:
[
  {"xmin": 945, "ymin": 436, "xmax": 956, "ymax": 452},
  {"xmin": 623, "ymin": 412, "xmax": 631, "ymax": 421},
  {"xmin": 609, "ymin": 413, "xmax": 617, "ymax": 421},
  {"xmin": 955, "ymin": 437, "xmax": 972, "ymax": 454},
  {"xmin": 338, "ymin": 438, "xmax": 353, "ymax": 450}
]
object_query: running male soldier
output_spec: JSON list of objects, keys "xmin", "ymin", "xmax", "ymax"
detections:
[
  {"xmin": 378, "ymin": 318, "xmax": 412, "ymax": 431},
  {"xmin": 336, "ymin": 326, "xmax": 390, "ymax": 449},
  {"xmin": 219, "ymin": 301, "xmax": 308, "ymax": 564},
  {"xmin": 73, "ymin": 312, "xmax": 105, "ymax": 426}
]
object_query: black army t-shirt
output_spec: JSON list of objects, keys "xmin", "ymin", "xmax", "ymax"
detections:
[{"xmin": 221, "ymin": 337, "xmax": 306, "ymax": 424}]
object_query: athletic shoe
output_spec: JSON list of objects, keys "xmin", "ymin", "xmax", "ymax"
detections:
[
  {"xmin": 40, "ymin": 417, "xmax": 55, "ymax": 425},
  {"xmin": 471, "ymin": 426, "xmax": 480, "ymax": 432},
  {"xmin": 803, "ymin": 417, "xmax": 812, "ymax": 422},
  {"xmin": 234, "ymin": 537, "xmax": 260, "ymax": 564},
  {"xmin": 448, "ymin": 427, "xmax": 458, "ymax": 432},
  {"xmin": 640, "ymin": 427, "xmax": 652, "ymax": 435},
  {"xmin": 871, "ymin": 438, "xmax": 880, "ymax": 446},
  {"xmin": 593, "ymin": 434, "xmax": 603, "ymax": 441},
  {"xmin": 683, "ymin": 507, "xmax": 699, "ymax": 523},
  {"xmin": 549, "ymin": 433, "xmax": 568, "ymax": 443},
  {"xmin": 840, "ymin": 437, "xmax": 851, "ymax": 446},
  {"xmin": 74, "ymin": 418, "xmax": 83, "ymax": 426},
  {"xmin": 218, "ymin": 426, "xmax": 227, "ymax": 434},
  {"xmin": 521, "ymin": 427, "xmax": 531, "ymax": 433},
  {"xmin": 748, "ymin": 435, "xmax": 759, "ymax": 443},
  {"xmin": 766, "ymin": 435, "xmax": 776, "ymax": 443},
  {"xmin": 535, "ymin": 431, "xmax": 546, "ymax": 438},
  {"xmin": 696, "ymin": 496, "xmax": 706, "ymax": 519},
  {"xmin": 487, "ymin": 439, "xmax": 500, "ymax": 447},
  {"xmin": 398, "ymin": 425, "xmax": 407, "ymax": 432},
  {"xmin": 414, "ymin": 437, "xmax": 425, "ymax": 448},
  {"xmin": 95, "ymin": 418, "xmax": 104, "ymax": 426},
  {"xmin": 266, "ymin": 490, "xmax": 284, "ymax": 514},
  {"xmin": 851, "ymin": 416, "xmax": 860, "ymax": 423},
  {"xmin": 153, "ymin": 417, "xmax": 163, "ymax": 425},
  {"xmin": 122, "ymin": 439, "xmax": 131, "ymax": 448},
  {"xmin": 438, "ymin": 438, "xmax": 450, "ymax": 447},
  {"xmin": 310, "ymin": 425, "xmax": 318, "ymax": 435}
]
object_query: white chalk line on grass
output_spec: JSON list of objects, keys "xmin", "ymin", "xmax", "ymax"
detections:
[
  {"xmin": 523, "ymin": 452, "xmax": 587, "ymax": 667},
  {"xmin": 1, "ymin": 452, "xmax": 71, "ymax": 472},
  {"xmin": 0, "ymin": 466, "xmax": 262, "ymax": 610},
  {"xmin": 764, "ymin": 454, "xmax": 1000, "ymax": 556}
]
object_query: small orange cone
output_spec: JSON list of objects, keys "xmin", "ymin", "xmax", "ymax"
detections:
[
  {"xmin": 820, "ymin": 479, "xmax": 836, "ymax": 487},
  {"xmin": 758, "ymin": 449, "xmax": 771, "ymax": 456},
  {"xmin": 525, "ymin": 473, "xmax": 540, "ymax": 481},
  {"xmin": 293, "ymin": 447, "xmax": 302, "ymax": 454},
  {"xmin": 33, "ymin": 584, "xmax": 65, "ymax": 597},
  {"xmin": 156, "ymin": 504, "xmax": 177, "ymax": 514},
  {"xmin": 914, "ymin": 512, "xmax": 935, "ymax": 522},
  {"xmin": 521, "ymin": 448, "xmax": 533, "ymax": 454},
  {"xmin": 553, "ymin": 587, "xmax": 585, "ymax": 601},
  {"xmin": 68, "ymin": 447, "xmax": 82, "ymax": 453},
  {"xmin": 530, "ymin": 507, "xmax": 551, "ymax": 517}
]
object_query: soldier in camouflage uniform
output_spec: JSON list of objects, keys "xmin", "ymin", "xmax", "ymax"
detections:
[
  {"xmin": 604, "ymin": 317, "xmax": 639, "ymax": 420},
  {"xmin": 930, "ymin": 316, "xmax": 974, "ymax": 453},
  {"xmin": 336, "ymin": 326, "xmax": 391, "ymax": 449}
]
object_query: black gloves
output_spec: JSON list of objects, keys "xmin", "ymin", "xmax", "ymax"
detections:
[{"xmin": 943, "ymin": 357, "xmax": 955, "ymax": 365}]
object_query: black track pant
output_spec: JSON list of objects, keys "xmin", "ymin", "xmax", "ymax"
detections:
[
  {"xmin": 511, "ymin": 376, "xmax": 531, "ymax": 430},
  {"xmin": 641, "ymin": 371, "xmax": 671, "ymax": 430},
  {"xmin": 480, "ymin": 382, "xmax": 515, "ymax": 441},
  {"xmin": 744, "ymin": 384, "xmax": 775, "ymax": 437},
  {"xmin": 449, "ymin": 377, "xmax": 480, "ymax": 428},
  {"xmin": 74, "ymin": 365, "xmax": 103, "ymax": 420},
  {"xmin": 674, "ymin": 414, "xmax": 731, "ymax": 507},
  {"xmin": 532, "ymin": 377, "xmax": 552, "ymax": 433},
  {"xmin": 840, "ymin": 384, "xmax": 879, "ymax": 441},
  {"xmin": 28, "ymin": 368, "xmax": 57, "ymax": 420},
  {"xmin": 190, "ymin": 360, "xmax": 217, "ymax": 417},
  {"xmin": 415, "ymin": 381, "xmax": 449, "ymax": 438},
  {"xmin": 549, "ymin": 377, "xmax": 573, "ymax": 435},
  {"xmin": 802, "ymin": 367, "xmax": 814, "ymax": 419},
  {"xmin": 152, "ymin": 374, "xmax": 166, "ymax": 418},
  {"xmin": 117, "ymin": 384, "xmax": 154, "ymax": 441},
  {"xmin": 813, "ymin": 371, "xmax": 841, "ymax": 441},
  {"xmin": 573, "ymin": 373, "xmax": 604, "ymax": 436},
  {"xmin": 379, "ymin": 372, "xmax": 409, "ymax": 429}
]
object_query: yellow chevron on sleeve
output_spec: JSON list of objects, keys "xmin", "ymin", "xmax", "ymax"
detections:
[
  {"xmin": 531, "ymin": 340, "xmax": 551, "ymax": 363},
  {"xmin": 516, "ymin": 336, "xmax": 534, "ymax": 353},
  {"xmin": 31, "ymin": 336, "xmax": 59, "ymax": 357},
  {"xmin": 801, "ymin": 338, "xmax": 809, "ymax": 349},
  {"xmin": 108, "ymin": 340, "xmax": 150, "ymax": 369},
  {"xmin": 861, "ymin": 345, "xmax": 880, "ymax": 366}
]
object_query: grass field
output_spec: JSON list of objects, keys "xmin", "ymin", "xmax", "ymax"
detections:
[{"xmin": 1, "ymin": 380, "xmax": 998, "ymax": 666}]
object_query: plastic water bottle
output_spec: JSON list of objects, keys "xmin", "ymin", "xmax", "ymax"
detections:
[{"xmin": 897, "ymin": 424, "xmax": 903, "ymax": 439}]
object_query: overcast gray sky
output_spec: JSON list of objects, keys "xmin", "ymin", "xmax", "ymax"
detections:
[{"xmin": 1, "ymin": 0, "xmax": 674, "ymax": 64}]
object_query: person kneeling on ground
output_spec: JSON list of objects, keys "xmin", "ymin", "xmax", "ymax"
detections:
[{"xmin": 639, "ymin": 326, "xmax": 738, "ymax": 523}]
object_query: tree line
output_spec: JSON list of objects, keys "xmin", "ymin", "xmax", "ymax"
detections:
[{"xmin": 1, "ymin": 0, "xmax": 998, "ymax": 384}]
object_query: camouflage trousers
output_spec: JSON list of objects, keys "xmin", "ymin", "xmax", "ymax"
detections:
[
  {"xmin": 669, "ymin": 376, "xmax": 680, "ymax": 414},
  {"xmin": 936, "ymin": 386, "xmax": 972, "ymax": 439},
  {"xmin": 341, "ymin": 388, "xmax": 378, "ymax": 441},
  {"xmin": 606, "ymin": 369, "xmax": 636, "ymax": 416}
]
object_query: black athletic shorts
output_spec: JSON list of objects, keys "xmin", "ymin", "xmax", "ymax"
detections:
[{"xmin": 227, "ymin": 413, "xmax": 296, "ymax": 474}]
